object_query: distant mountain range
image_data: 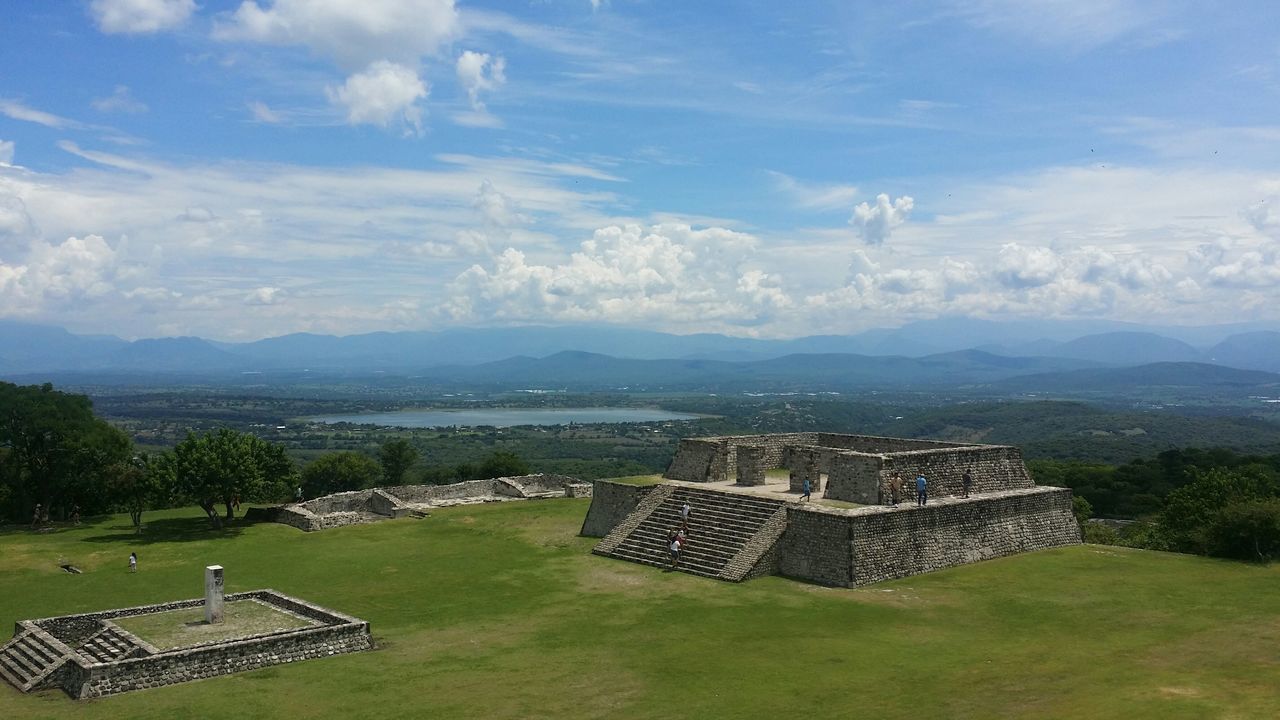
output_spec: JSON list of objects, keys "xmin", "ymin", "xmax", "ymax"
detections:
[{"xmin": 3, "ymin": 319, "xmax": 1280, "ymax": 387}]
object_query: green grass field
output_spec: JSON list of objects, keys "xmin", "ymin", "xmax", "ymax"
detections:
[{"xmin": 1, "ymin": 501, "xmax": 1278, "ymax": 719}]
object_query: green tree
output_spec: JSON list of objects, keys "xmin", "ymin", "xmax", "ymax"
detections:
[
  {"xmin": 172, "ymin": 428, "xmax": 296, "ymax": 528},
  {"xmin": 1158, "ymin": 467, "xmax": 1280, "ymax": 553},
  {"xmin": 379, "ymin": 439, "xmax": 419, "ymax": 486},
  {"xmin": 0, "ymin": 382, "xmax": 133, "ymax": 522},
  {"xmin": 477, "ymin": 450, "xmax": 529, "ymax": 479},
  {"xmin": 106, "ymin": 452, "xmax": 171, "ymax": 534},
  {"xmin": 302, "ymin": 452, "xmax": 382, "ymax": 498},
  {"xmin": 1206, "ymin": 499, "xmax": 1280, "ymax": 562}
]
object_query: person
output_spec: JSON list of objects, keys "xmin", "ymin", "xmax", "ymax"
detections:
[
  {"xmin": 31, "ymin": 503, "xmax": 42, "ymax": 530},
  {"xmin": 667, "ymin": 528, "xmax": 681, "ymax": 570},
  {"xmin": 962, "ymin": 468, "xmax": 973, "ymax": 498},
  {"xmin": 294, "ymin": 486, "xmax": 304, "ymax": 503},
  {"xmin": 680, "ymin": 501, "xmax": 691, "ymax": 530},
  {"xmin": 890, "ymin": 472, "xmax": 901, "ymax": 506},
  {"xmin": 128, "ymin": 552, "xmax": 138, "ymax": 573},
  {"xmin": 800, "ymin": 477, "xmax": 811, "ymax": 502},
  {"xmin": 231, "ymin": 494, "xmax": 241, "ymax": 511},
  {"xmin": 915, "ymin": 474, "xmax": 928, "ymax": 506},
  {"xmin": 70, "ymin": 505, "xmax": 81, "ymax": 526}
]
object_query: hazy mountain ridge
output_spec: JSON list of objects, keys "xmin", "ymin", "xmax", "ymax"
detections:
[{"xmin": 3, "ymin": 319, "xmax": 1280, "ymax": 381}]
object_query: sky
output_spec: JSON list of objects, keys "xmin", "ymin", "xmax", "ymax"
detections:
[{"xmin": 1, "ymin": 0, "xmax": 1279, "ymax": 342}]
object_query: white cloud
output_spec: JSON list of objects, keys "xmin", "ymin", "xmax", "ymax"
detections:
[
  {"xmin": 215, "ymin": 0, "xmax": 460, "ymax": 69},
  {"xmin": 447, "ymin": 223, "xmax": 784, "ymax": 329},
  {"xmin": 456, "ymin": 50, "xmax": 506, "ymax": 112},
  {"xmin": 0, "ymin": 235, "xmax": 121, "ymax": 310},
  {"xmin": 952, "ymin": 0, "xmax": 1174, "ymax": 50},
  {"xmin": 768, "ymin": 171, "xmax": 858, "ymax": 211},
  {"xmin": 0, "ymin": 140, "xmax": 13, "ymax": 166},
  {"xmin": 92, "ymin": 85, "xmax": 148, "ymax": 114},
  {"xmin": 850, "ymin": 193, "xmax": 913, "ymax": 246},
  {"xmin": 246, "ymin": 286, "xmax": 284, "ymax": 305},
  {"xmin": 91, "ymin": 0, "xmax": 196, "ymax": 34},
  {"xmin": 248, "ymin": 101, "xmax": 283, "ymax": 123},
  {"xmin": 326, "ymin": 61, "xmax": 429, "ymax": 133},
  {"xmin": 0, "ymin": 100, "xmax": 83, "ymax": 130}
]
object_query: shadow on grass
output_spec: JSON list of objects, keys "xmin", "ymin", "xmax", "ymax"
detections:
[{"xmin": 81, "ymin": 515, "xmax": 255, "ymax": 545}]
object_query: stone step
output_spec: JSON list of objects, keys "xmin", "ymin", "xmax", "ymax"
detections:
[
  {"xmin": 625, "ymin": 529, "xmax": 744, "ymax": 560},
  {"xmin": 0, "ymin": 631, "xmax": 68, "ymax": 692},
  {"xmin": 641, "ymin": 513, "xmax": 762, "ymax": 539},
  {"xmin": 608, "ymin": 547, "xmax": 722, "ymax": 578}
]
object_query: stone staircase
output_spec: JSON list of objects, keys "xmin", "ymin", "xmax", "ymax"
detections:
[
  {"xmin": 0, "ymin": 630, "xmax": 70, "ymax": 693},
  {"xmin": 76, "ymin": 625, "xmax": 141, "ymax": 664},
  {"xmin": 594, "ymin": 485, "xmax": 789, "ymax": 582}
]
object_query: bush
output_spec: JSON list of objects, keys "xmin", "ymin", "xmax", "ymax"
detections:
[
  {"xmin": 301, "ymin": 452, "xmax": 382, "ymax": 498},
  {"xmin": 1206, "ymin": 499, "xmax": 1280, "ymax": 562},
  {"xmin": 1082, "ymin": 522, "xmax": 1119, "ymax": 545}
]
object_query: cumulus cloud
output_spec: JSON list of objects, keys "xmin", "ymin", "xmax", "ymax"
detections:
[
  {"xmin": 245, "ymin": 286, "xmax": 283, "ymax": 305},
  {"xmin": 91, "ymin": 0, "xmax": 196, "ymax": 34},
  {"xmin": 326, "ymin": 61, "xmax": 429, "ymax": 133},
  {"xmin": 92, "ymin": 85, "xmax": 148, "ymax": 114},
  {"xmin": 0, "ymin": 140, "xmax": 13, "ymax": 166},
  {"xmin": 215, "ymin": 0, "xmax": 459, "ymax": 69},
  {"xmin": 456, "ymin": 50, "xmax": 506, "ymax": 111},
  {"xmin": 850, "ymin": 193, "xmax": 913, "ymax": 246},
  {"xmin": 447, "ymin": 223, "xmax": 785, "ymax": 328},
  {"xmin": 0, "ymin": 235, "xmax": 121, "ymax": 310}
]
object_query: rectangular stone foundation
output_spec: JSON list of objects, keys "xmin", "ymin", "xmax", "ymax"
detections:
[{"xmin": 5, "ymin": 590, "xmax": 372, "ymax": 699}]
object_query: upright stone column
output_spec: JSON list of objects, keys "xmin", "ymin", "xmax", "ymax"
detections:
[
  {"xmin": 205, "ymin": 565, "xmax": 225, "ymax": 624},
  {"xmin": 736, "ymin": 446, "xmax": 767, "ymax": 486}
]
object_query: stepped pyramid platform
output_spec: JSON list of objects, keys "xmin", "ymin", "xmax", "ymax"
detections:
[
  {"xmin": 583, "ymin": 431, "xmax": 1083, "ymax": 587},
  {"xmin": 1, "ymin": 590, "xmax": 371, "ymax": 699}
]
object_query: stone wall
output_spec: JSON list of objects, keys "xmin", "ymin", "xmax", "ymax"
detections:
[
  {"xmin": 776, "ymin": 487, "xmax": 1080, "ymax": 587},
  {"xmin": 735, "ymin": 446, "xmax": 766, "ymax": 486},
  {"xmin": 579, "ymin": 481, "xmax": 656, "ymax": 537},
  {"xmin": 823, "ymin": 452, "xmax": 884, "ymax": 503},
  {"xmin": 664, "ymin": 438, "xmax": 720, "ymax": 481},
  {"xmin": 506, "ymin": 473, "xmax": 583, "ymax": 496},
  {"xmin": 881, "ymin": 445, "xmax": 1034, "ymax": 499},
  {"xmin": 815, "ymin": 433, "xmax": 968, "ymax": 452}
]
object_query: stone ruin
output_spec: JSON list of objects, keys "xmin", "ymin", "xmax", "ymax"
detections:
[
  {"xmin": 250, "ymin": 473, "xmax": 592, "ymax": 532},
  {"xmin": 0, "ymin": 589, "xmax": 371, "ymax": 699},
  {"xmin": 582, "ymin": 432, "xmax": 1081, "ymax": 586}
]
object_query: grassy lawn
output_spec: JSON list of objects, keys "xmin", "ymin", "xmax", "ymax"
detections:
[
  {"xmin": 113, "ymin": 600, "xmax": 316, "ymax": 651},
  {"xmin": 0, "ymin": 502, "xmax": 1277, "ymax": 719}
]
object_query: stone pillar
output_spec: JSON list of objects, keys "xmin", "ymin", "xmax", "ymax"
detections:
[
  {"xmin": 205, "ymin": 565, "xmax": 225, "ymax": 624},
  {"xmin": 736, "ymin": 446, "xmax": 766, "ymax": 486}
]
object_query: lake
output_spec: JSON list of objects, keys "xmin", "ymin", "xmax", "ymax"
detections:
[{"xmin": 307, "ymin": 407, "xmax": 702, "ymax": 428}]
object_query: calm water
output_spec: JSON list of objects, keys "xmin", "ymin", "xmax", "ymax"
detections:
[{"xmin": 308, "ymin": 407, "xmax": 701, "ymax": 428}]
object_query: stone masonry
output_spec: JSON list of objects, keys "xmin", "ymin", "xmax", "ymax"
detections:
[{"xmin": 0, "ymin": 590, "xmax": 371, "ymax": 699}]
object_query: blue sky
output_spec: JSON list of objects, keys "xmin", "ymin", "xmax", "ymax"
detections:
[{"xmin": 2, "ymin": 0, "xmax": 1279, "ymax": 341}]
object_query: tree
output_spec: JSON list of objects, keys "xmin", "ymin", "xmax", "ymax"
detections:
[
  {"xmin": 477, "ymin": 450, "xmax": 529, "ymax": 479},
  {"xmin": 1158, "ymin": 467, "xmax": 1280, "ymax": 554},
  {"xmin": 0, "ymin": 382, "xmax": 133, "ymax": 522},
  {"xmin": 379, "ymin": 439, "xmax": 419, "ymax": 486},
  {"xmin": 302, "ymin": 452, "xmax": 381, "ymax": 498},
  {"xmin": 106, "ymin": 452, "xmax": 171, "ymax": 534},
  {"xmin": 172, "ymin": 428, "xmax": 296, "ymax": 528},
  {"xmin": 1206, "ymin": 499, "xmax": 1280, "ymax": 562}
]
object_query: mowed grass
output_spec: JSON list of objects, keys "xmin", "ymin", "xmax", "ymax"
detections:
[
  {"xmin": 0, "ymin": 502, "xmax": 1277, "ymax": 719},
  {"xmin": 113, "ymin": 600, "xmax": 316, "ymax": 651}
]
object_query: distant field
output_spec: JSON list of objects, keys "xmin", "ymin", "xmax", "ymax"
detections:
[{"xmin": 1, "ymin": 503, "xmax": 1277, "ymax": 719}]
